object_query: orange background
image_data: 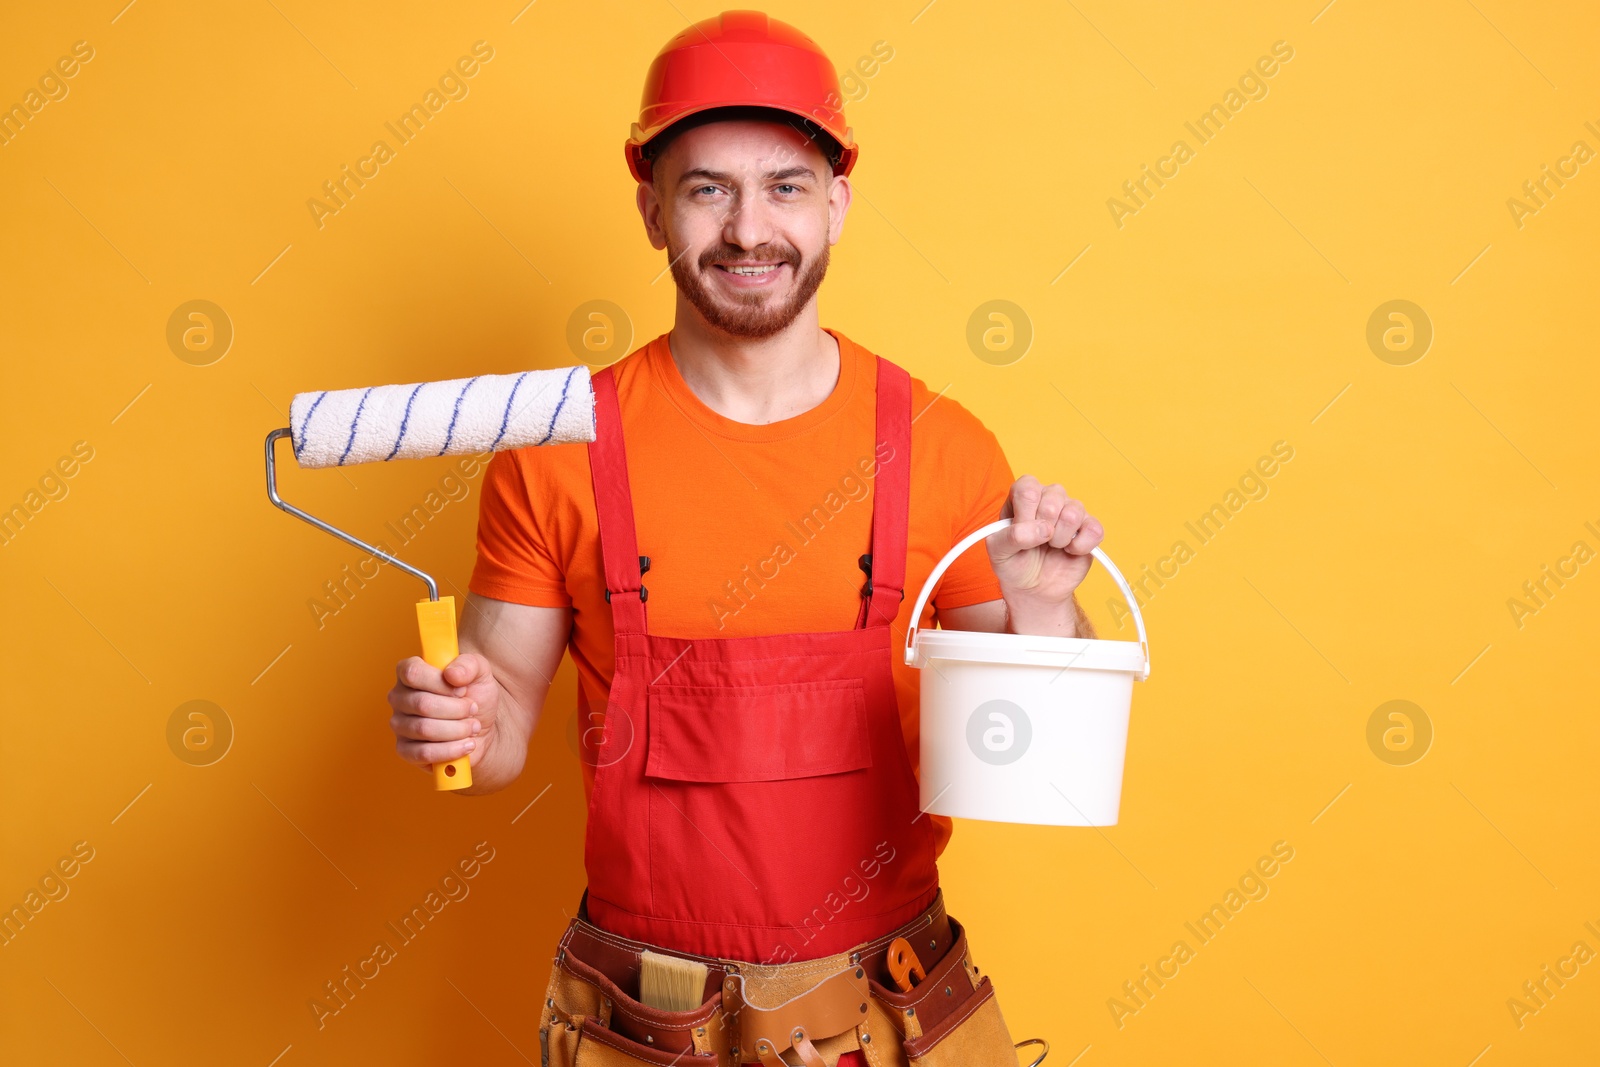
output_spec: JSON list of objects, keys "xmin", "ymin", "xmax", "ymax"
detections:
[{"xmin": 1, "ymin": 1, "xmax": 1597, "ymax": 1064}]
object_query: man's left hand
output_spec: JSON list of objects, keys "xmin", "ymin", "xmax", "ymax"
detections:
[{"xmin": 986, "ymin": 475, "xmax": 1103, "ymax": 637}]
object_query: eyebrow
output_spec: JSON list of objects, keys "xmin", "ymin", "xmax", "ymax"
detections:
[{"xmin": 678, "ymin": 165, "xmax": 818, "ymax": 186}]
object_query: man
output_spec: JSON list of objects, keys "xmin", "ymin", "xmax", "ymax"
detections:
[{"xmin": 387, "ymin": 11, "xmax": 1100, "ymax": 1064}]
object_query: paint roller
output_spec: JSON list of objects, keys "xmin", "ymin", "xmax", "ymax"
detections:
[{"xmin": 264, "ymin": 366, "xmax": 596, "ymax": 790}]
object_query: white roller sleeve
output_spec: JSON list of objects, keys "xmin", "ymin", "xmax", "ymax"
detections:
[{"xmin": 289, "ymin": 366, "xmax": 595, "ymax": 468}]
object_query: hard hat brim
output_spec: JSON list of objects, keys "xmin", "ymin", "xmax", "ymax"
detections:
[{"xmin": 624, "ymin": 103, "xmax": 857, "ymax": 183}]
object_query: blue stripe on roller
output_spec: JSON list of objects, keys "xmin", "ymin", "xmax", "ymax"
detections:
[
  {"xmin": 438, "ymin": 376, "xmax": 483, "ymax": 456},
  {"xmin": 385, "ymin": 382, "xmax": 425, "ymax": 461},
  {"xmin": 489, "ymin": 371, "xmax": 531, "ymax": 450},
  {"xmin": 337, "ymin": 387, "xmax": 375, "ymax": 466},
  {"xmin": 536, "ymin": 367, "xmax": 579, "ymax": 445},
  {"xmin": 295, "ymin": 391, "xmax": 328, "ymax": 455}
]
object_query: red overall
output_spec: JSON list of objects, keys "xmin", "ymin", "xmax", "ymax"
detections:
[{"xmin": 582, "ymin": 355, "xmax": 940, "ymax": 964}]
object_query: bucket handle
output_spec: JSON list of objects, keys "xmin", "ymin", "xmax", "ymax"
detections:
[{"xmin": 903, "ymin": 518, "xmax": 1150, "ymax": 680}]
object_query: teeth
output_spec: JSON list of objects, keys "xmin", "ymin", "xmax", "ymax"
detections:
[{"xmin": 725, "ymin": 265, "xmax": 778, "ymax": 275}]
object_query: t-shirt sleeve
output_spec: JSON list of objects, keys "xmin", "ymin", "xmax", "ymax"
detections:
[
  {"xmin": 931, "ymin": 422, "xmax": 1014, "ymax": 611},
  {"xmin": 468, "ymin": 450, "xmax": 572, "ymax": 607}
]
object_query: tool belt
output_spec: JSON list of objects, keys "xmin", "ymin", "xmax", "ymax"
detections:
[{"xmin": 537, "ymin": 888, "xmax": 1032, "ymax": 1066}]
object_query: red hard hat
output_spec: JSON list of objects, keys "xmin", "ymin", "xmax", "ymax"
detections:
[{"xmin": 625, "ymin": 10, "xmax": 858, "ymax": 183}]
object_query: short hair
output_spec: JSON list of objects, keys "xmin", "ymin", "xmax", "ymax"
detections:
[{"xmin": 642, "ymin": 105, "xmax": 844, "ymax": 177}]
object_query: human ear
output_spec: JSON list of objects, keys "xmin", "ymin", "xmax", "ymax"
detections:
[
  {"xmin": 827, "ymin": 173, "xmax": 852, "ymax": 245},
  {"xmin": 636, "ymin": 181, "xmax": 669, "ymax": 251}
]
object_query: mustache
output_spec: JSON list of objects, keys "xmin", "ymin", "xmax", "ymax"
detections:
[{"xmin": 698, "ymin": 243, "xmax": 802, "ymax": 270}]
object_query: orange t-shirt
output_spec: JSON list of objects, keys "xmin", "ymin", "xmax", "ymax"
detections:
[{"xmin": 468, "ymin": 328, "xmax": 1015, "ymax": 859}]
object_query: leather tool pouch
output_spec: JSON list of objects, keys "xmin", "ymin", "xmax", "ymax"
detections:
[
  {"xmin": 723, "ymin": 963, "xmax": 872, "ymax": 1066},
  {"xmin": 861, "ymin": 916, "xmax": 1020, "ymax": 1066},
  {"xmin": 539, "ymin": 946, "xmax": 725, "ymax": 1066}
]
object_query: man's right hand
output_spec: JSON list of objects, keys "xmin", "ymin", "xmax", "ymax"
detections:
[
  {"xmin": 387, "ymin": 652, "xmax": 500, "ymax": 775},
  {"xmin": 382, "ymin": 595, "xmax": 570, "ymax": 796}
]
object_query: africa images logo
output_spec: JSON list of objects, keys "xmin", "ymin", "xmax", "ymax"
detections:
[{"xmin": 967, "ymin": 699, "xmax": 1032, "ymax": 766}]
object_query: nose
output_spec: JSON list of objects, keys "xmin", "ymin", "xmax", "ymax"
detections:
[{"xmin": 722, "ymin": 185, "xmax": 776, "ymax": 251}]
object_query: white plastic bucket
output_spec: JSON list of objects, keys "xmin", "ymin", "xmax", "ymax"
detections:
[{"xmin": 905, "ymin": 519, "xmax": 1151, "ymax": 826}]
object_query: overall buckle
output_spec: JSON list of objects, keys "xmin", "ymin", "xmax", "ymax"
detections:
[
  {"xmin": 604, "ymin": 556, "xmax": 651, "ymax": 603},
  {"xmin": 857, "ymin": 554, "xmax": 904, "ymax": 601}
]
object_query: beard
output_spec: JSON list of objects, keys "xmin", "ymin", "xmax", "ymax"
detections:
[{"xmin": 668, "ymin": 237, "xmax": 830, "ymax": 339}]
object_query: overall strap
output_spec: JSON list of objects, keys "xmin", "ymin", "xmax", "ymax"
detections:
[
  {"xmin": 857, "ymin": 357, "xmax": 912, "ymax": 630},
  {"xmin": 587, "ymin": 367, "xmax": 648, "ymax": 636}
]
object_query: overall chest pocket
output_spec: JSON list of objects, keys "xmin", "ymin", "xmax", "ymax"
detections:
[{"xmin": 645, "ymin": 679, "xmax": 872, "ymax": 783}]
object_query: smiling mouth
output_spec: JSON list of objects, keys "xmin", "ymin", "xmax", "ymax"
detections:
[{"xmin": 714, "ymin": 263, "xmax": 785, "ymax": 276}]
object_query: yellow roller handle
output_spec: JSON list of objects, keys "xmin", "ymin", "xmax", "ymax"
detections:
[{"xmin": 416, "ymin": 596, "xmax": 473, "ymax": 791}]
